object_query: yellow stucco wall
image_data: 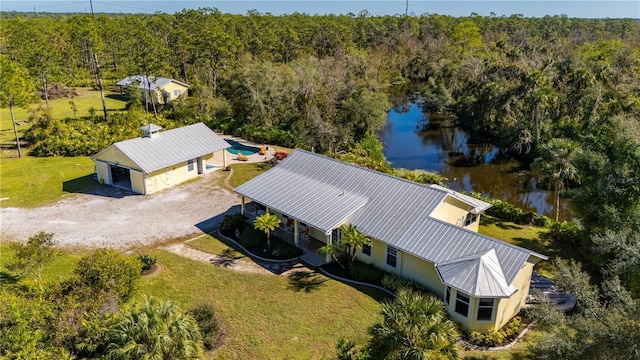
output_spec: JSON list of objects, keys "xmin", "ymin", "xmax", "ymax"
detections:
[
  {"xmin": 145, "ymin": 159, "xmax": 199, "ymax": 194},
  {"xmin": 429, "ymin": 195, "xmax": 481, "ymax": 232},
  {"xmin": 159, "ymin": 81, "xmax": 189, "ymax": 103},
  {"xmin": 429, "ymin": 195, "xmax": 471, "ymax": 226},
  {"xmin": 94, "ymin": 161, "xmax": 111, "ymax": 185},
  {"xmin": 94, "ymin": 146, "xmax": 142, "ymax": 170},
  {"xmin": 352, "ymin": 235, "xmax": 532, "ymax": 332},
  {"xmin": 130, "ymin": 170, "xmax": 145, "ymax": 194},
  {"xmin": 493, "ymin": 261, "xmax": 535, "ymax": 329}
]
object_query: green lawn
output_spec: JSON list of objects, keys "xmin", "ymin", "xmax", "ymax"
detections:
[
  {"xmin": 479, "ymin": 216, "xmax": 555, "ymax": 278},
  {"xmin": 0, "ymin": 156, "xmax": 95, "ymax": 208},
  {"xmin": 141, "ymin": 248, "xmax": 386, "ymax": 359},
  {"xmin": 226, "ymin": 162, "xmax": 273, "ymax": 189},
  {"xmin": 0, "ymin": 87, "xmax": 127, "ymax": 155}
]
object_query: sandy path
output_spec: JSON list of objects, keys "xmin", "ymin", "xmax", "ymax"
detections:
[{"xmin": 0, "ymin": 172, "xmax": 241, "ymax": 248}]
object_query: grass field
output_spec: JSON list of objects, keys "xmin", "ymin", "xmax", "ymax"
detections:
[
  {"xmin": 479, "ymin": 216, "xmax": 555, "ymax": 278},
  {"xmin": 0, "ymin": 87, "xmax": 127, "ymax": 154},
  {"xmin": 0, "ymin": 156, "xmax": 94, "ymax": 208}
]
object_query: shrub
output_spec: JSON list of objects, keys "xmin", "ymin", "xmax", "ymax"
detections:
[
  {"xmin": 75, "ymin": 249, "xmax": 141, "ymax": 303},
  {"xmin": 381, "ymin": 273, "xmax": 429, "ymax": 293},
  {"xmin": 237, "ymin": 227, "xmax": 301, "ymax": 259},
  {"xmin": 534, "ymin": 215, "xmax": 553, "ymax": 227},
  {"xmin": 468, "ymin": 316, "xmax": 525, "ymax": 347},
  {"xmin": 549, "ymin": 221, "xmax": 584, "ymax": 246},
  {"xmin": 349, "ymin": 261, "xmax": 386, "ymax": 286},
  {"xmin": 219, "ymin": 213, "xmax": 249, "ymax": 238},
  {"xmin": 269, "ymin": 236, "xmax": 303, "ymax": 258},
  {"xmin": 137, "ymin": 254, "xmax": 157, "ymax": 274},
  {"xmin": 188, "ymin": 303, "xmax": 221, "ymax": 350}
]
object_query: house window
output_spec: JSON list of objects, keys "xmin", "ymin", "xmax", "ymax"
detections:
[
  {"xmin": 455, "ymin": 292, "xmax": 470, "ymax": 317},
  {"xmin": 362, "ymin": 243, "xmax": 371, "ymax": 256},
  {"xmin": 174, "ymin": 89, "xmax": 181, "ymax": 97},
  {"xmin": 445, "ymin": 286, "xmax": 451, "ymax": 305},
  {"xmin": 464, "ymin": 213, "xmax": 477, "ymax": 227},
  {"xmin": 477, "ymin": 298, "xmax": 494, "ymax": 321},
  {"xmin": 386, "ymin": 246, "xmax": 397, "ymax": 268},
  {"xmin": 187, "ymin": 159, "xmax": 194, "ymax": 171}
]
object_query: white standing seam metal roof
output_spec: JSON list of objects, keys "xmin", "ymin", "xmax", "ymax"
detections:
[
  {"xmin": 429, "ymin": 184, "xmax": 493, "ymax": 214},
  {"xmin": 436, "ymin": 249, "xmax": 517, "ymax": 298},
  {"xmin": 116, "ymin": 75, "xmax": 189, "ymax": 91},
  {"xmin": 234, "ymin": 149, "xmax": 547, "ymax": 297},
  {"xmin": 92, "ymin": 123, "xmax": 229, "ymax": 174}
]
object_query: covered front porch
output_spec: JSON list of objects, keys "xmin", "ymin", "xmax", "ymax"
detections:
[{"xmin": 241, "ymin": 198, "xmax": 338, "ymax": 267}]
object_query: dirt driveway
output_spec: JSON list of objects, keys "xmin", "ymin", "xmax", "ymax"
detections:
[{"xmin": 0, "ymin": 172, "xmax": 241, "ymax": 248}]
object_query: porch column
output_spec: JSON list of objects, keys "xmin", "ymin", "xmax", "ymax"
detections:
[
  {"xmin": 222, "ymin": 149, "xmax": 227, "ymax": 168},
  {"xmin": 266, "ymin": 206, "xmax": 270, "ymax": 214},
  {"xmin": 325, "ymin": 233, "xmax": 332, "ymax": 263},
  {"xmin": 294, "ymin": 219, "xmax": 299, "ymax": 246},
  {"xmin": 241, "ymin": 197, "xmax": 245, "ymax": 215}
]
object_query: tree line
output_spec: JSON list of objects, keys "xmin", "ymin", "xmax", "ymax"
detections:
[{"xmin": 1, "ymin": 11, "xmax": 639, "ymax": 358}]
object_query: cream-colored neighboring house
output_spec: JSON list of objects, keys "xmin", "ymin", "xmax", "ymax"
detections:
[
  {"xmin": 116, "ymin": 75, "xmax": 189, "ymax": 105},
  {"xmin": 92, "ymin": 123, "xmax": 229, "ymax": 195},
  {"xmin": 234, "ymin": 149, "xmax": 547, "ymax": 333}
]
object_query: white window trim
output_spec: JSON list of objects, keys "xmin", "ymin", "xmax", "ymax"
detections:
[
  {"xmin": 476, "ymin": 298, "xmax": 495, "ymax": 322},
  {"xmin": 464, "ymin": 213, "xmax": 478, "ymax": 227},
  {"xmin": 445, "ymin": 286, "xmax": 451, "ymax": 306},
  {"xmin": 454, "ymin": 291, "xmax": 470, "ymax": 318},
  {"xmin": 187, "ymin": 159, "xmax": 194, "ymax": 172},
  {"xmin": 362, "ymin": 243, "xmax": 372, "ymax": 256},
  {"xmin": 386, "ymin": 245, "xmax": 398, "ymax": 268}
]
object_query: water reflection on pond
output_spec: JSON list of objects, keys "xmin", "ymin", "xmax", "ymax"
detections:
[{"xmin": 379, "ymin": 99, "xmax": 572, "ymax": 221}]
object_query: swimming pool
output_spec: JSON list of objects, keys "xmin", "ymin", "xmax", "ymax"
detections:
[{"xmin": 225, "ymin": 139, "xmax": 260, "ymax": 156}]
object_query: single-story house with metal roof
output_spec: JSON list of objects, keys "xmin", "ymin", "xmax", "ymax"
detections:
[
  {"xmin": 92, "ymin": 123, "xmax": 229, "ymax": 195},
  {"xmin": 116, "ymin": 75, "xmax": 189, "ymax": 105},
  {"xmin": 234, "ymin": 149, "xmax": 547, "ymax": 332}
]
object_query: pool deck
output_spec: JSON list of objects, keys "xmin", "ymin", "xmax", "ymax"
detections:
[{"xmin": 209, "ymin": 135, "xmax": 277, "ymax": 167}]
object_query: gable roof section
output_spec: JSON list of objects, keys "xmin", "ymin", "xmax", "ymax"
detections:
[
  {"xmin": 116, "ymin": 75, "xmax": 189, "ymax": 90},
  {"xmin": 234, "ymin": 149, "xmax": 547, "ymax": 297},
  {"xmin": 92, "ymin": 123, "xmax": 229, "ymax": 174},
  {"xmin": 436, "ymin": 249, "xmax": 517, "ymax": 298}
]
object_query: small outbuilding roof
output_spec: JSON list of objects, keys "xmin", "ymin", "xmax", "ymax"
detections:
[
  {"xmin": 92, "ymin": 123, "xmax": 229, "ymax": 174},
  {"xmin": 116, "ymin": 75, "xmax": 189, "ymax": 91},
  {"xmin": 234, "ymin": 149, "xmax": 546, "ymax": 297}
]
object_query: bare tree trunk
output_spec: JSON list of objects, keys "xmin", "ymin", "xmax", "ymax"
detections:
[
  {"xmin": 144, "ymin": 72, "xmax": 158, "ymax": 119},
  {"xmin": 554, "ymin": 185, "xmax": 560, "ymax": 222},
  {"xmin": 41, "ymin": 70, "xmax": 49, "ymax": 109},
  {"xmin": 93, "ymin": 52, "xmax": 108, "ymax": 121},
  {"xmin": 10, "ymin": 102, "xmax": 22, "ymax": 158}
]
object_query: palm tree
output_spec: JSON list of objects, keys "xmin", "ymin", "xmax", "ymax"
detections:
[
  {"xmin": 340, "ymin": 224, "xmax": 371, "ymax": 270},
  {"xmin": 253, "ymin": 212, "xmax": 281, "ymax": 250},
  {"xmin": 106, "ymin": 296, "xmax": 203, "ymax": 360},
  {"xmin": 369, "ymin": 289, "xmax": 460, "ymax": 360},
  {"xmin": 531, "ymin": 138, "xmax": 580, "ymax": 221},
  {"xmin": 317, "ymin": 240, "xmax": 343, "ymax": 266}
]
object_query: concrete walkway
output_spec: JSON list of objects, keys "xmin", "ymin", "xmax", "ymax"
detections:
[{"xmin": 526, "ymin": 272, "xmax": 576, "ymax": 312}]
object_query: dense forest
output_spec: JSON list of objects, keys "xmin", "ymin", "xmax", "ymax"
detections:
[{"xmin": 1, "ymin": 10, "xmax": 640, "ymax": 359}]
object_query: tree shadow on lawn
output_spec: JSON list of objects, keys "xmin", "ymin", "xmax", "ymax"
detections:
[
  {"xmin": 62, "ymin": 175, "xmax": 135, "ymax": 199},
  {"xmin": 287, "ymin": 270, "xmax": 328, "ymax": 293},
  {"xmin": 482, "ymin": 216, "xmax": 523, "ymax": 230}
]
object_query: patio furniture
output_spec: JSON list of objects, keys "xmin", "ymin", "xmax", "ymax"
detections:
[
  {"xmin": 259, "ymin": 146, "xmax": 267, "ymax": 155},
  {"xmin": 237, "ymin": 153, "xmax": 249, "ymax": 161}
]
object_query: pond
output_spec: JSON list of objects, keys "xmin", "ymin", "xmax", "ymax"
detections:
[{"xmin": 378, "ymin": 99, "xmax": 573, "ymax": 221}]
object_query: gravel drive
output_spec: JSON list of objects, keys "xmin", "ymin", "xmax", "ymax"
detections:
[{"xmin": 0, "ymin": 172, "xmax": 241, "ymax": 248}]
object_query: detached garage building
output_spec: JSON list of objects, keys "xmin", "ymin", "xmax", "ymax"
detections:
[{"xmin": 92, "ymin": 123, "xmax": 229, "ymax": 195}]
